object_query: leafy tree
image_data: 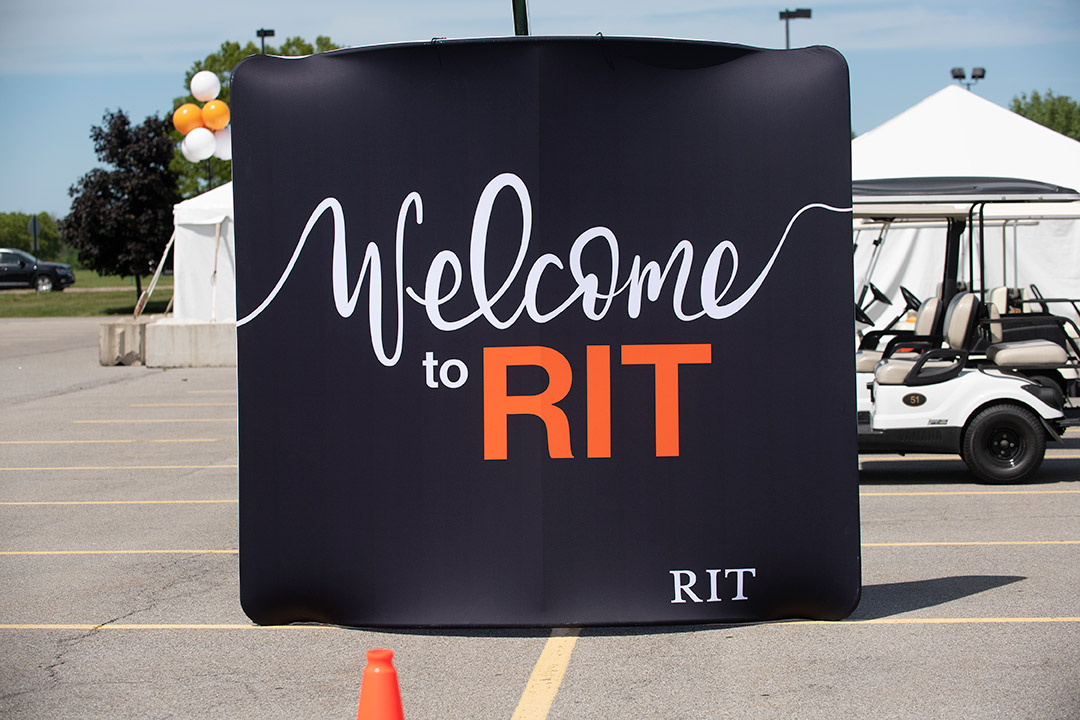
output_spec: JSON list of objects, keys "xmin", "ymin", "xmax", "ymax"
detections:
[
  {"xmin": 61, "ymin": 110, "xmax": 180, "ymax": 296},
  {"xmin": 0, "ymin": 211, "xmax": 62, "ymax": 259},
  {"xmin": 1010, "ymin": 90, "xmax": 1080, "ymax": 142},
  {"xmin": 172, "ymin": 36, "xmax": 342, "ymax": 198}
]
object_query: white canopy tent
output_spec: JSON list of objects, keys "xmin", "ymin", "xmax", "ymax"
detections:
[
  {"xmin": 852, "ymin": 85, "xmax": 1080, "ymax": 327},
  {"xmin": 171, "ymin": 181, "xmax": 236, "ymax": 323}
]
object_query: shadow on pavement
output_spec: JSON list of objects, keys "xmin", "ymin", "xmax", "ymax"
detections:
[
  {"xmin": 848, "ymin": 575, "xmax": 1025, "ymax": 620},
  {"xmin": 336, "ymin": 575, "xmax": 1022, "ymax": 637}
]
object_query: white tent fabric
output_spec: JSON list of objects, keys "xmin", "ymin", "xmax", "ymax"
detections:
[
  {"xmin": 852, "ymin": 86, "xmax": 1080, "ymax": 328},
  {"xmin": 172, "ymin": 182, "xmax": 236, "ymax": 323}
]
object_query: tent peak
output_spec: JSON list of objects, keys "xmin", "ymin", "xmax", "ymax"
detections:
[{"xmin": 852, "ymin": 85, "xmax": 1080, "ymax": 190}]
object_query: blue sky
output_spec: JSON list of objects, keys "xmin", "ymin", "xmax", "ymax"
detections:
[{"xmin": 1, "ymin": 0, "xmax": 1078, "ymax": 217}]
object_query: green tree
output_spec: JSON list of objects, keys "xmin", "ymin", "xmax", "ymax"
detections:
[
  {"xmin": 0, "ymin": 212, "xmax": 62, "ymax": 259},
  {"xmin": 1010, "ymin": 90, "xmax": 1080, "ymax": 142},
  {"xmin": 61, "ymin": 110, "xmax": 180, "ymax": 296},
  {"xmin": 172, "ymin": 36, "xmax": 342, "ymax": 198}
]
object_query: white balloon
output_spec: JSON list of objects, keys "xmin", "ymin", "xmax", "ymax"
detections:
[
  {"xmin": 180, "ymin": 135, "xmax": 199, "ymax": 162},
  {"xmin": 190, "ymin": 71, "xmax": 221, "ymax": 102},
  {"xmin": 182, "ymin": 127, "xmax": 216, "ymax": 162},
  {"xmin": 213, "ymin": 127, "xmax": 232, "ymax": 161}
]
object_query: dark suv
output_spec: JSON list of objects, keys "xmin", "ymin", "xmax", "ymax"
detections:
[{"xmin": 0, "ymin": 248, "xmax": 76, "ymax": 292}]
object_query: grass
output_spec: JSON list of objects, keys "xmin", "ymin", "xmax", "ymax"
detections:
[
  {"xmin": 0, "ymin": 288, "xmax": 173, "ymax": 318},
  {"xmin": 0, "ymin": 269, "xmax": 174, "ymax": 317},
  {"xmin": 71, "ymin": 271, "xmax": 173, "ymax": 289}
]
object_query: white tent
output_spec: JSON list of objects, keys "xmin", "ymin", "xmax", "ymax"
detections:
[
  {"xmin": 171, "ymin": 181, "xmax": 236, "ymax": 323},
  {"xmin": 852, "ymin": 85, "xmax": 1080, "ymax": 326}
]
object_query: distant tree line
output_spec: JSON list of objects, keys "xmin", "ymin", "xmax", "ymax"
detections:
[
  {"xmin": 1010, "ymin": 90, "xmax": 1080, "ymax": 142},
  {"xmin": 0, "ymin": 212, "xmax": 63, "ymax": 260}
]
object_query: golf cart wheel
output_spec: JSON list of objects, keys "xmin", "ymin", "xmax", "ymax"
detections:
[
  {"xmin": 961, "ymin": 404, "xmax": 1045, "ymax": 484},
  {"xmin": 35, "ymin": 274, "xmax": 54, "ymax": 292}
]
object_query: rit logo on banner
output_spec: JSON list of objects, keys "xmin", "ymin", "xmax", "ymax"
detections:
[{"xmin": 483, "ymin": 343, "xmax": 711, "ymax": 460}]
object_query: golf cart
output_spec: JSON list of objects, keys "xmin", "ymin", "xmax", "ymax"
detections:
[{"xmin": 853, "ymin": 177, "xmax": 1080, "ymax": 483}]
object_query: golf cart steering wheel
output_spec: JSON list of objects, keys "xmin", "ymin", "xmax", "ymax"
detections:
[
  {"xmin": 900, "ymin": 286, "xmax": 922, "ymax": 312},
  {"xmin": 869, "ymin": 283, "xmax": 893, "ymax": 307}
]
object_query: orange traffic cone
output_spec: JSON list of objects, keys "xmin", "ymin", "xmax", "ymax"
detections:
[{"xmin": 355, "ymin": 648, "xmax": 405, "ymax": 720}]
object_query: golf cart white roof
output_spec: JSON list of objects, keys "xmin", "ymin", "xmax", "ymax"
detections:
[{"xmin": 852, "ymin": 177, "xmax": 1080, "ymax": 221}]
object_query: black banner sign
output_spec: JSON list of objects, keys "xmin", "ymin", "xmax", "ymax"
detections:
[{"xmin": 232, "ymin": 37, "xmax": 860, "ymax": 626}]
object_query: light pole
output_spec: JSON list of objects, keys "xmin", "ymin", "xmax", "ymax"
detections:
[
  {"xmin": 950, "ymin": 67, "xmax": 986, "ymax": 91},
  {"xmin": 779, "ymin": 8, "xmax": 811, "ymax": 49},
  {"xmin": 512, "ymin": 0, "xmax": 529, "ymax": 36},
  {"xmin": 256, "ymin": 28, "xmax": 275, "ymax": 54}
]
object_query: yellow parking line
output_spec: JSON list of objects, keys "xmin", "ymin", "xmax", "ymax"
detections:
[
  {"xmin": 786, "ymin": 617, "xmax": 1080, "ymax": 625},
  {"xmin": 0, "ymin": 465, "xmax": 238, "ymax": 471},
  {"xmin": 863, "ymin": 541, "xmax": 1080, "ymax": 547},
  {"xmin": 153, "ymin": 438, "xmax": 236, "ymax": 443},
  {"xmin": 0, "ymin": 624, "xmax": 317, "ymax": 630},
  {"xmin": 510, "ymin": 628, "xmax": 580, "ymax": 720},
  {"xmin": 0, "ymin": 549, "xmax": 237, "ymax": 555},
  {"xmin": 1, "ymin": 617, "xmax": 1077, "ymax": 631},
  {"xmin": 74, "ymin": 419, "xmax": 237, "ymax": 424},
  {"xmin": 0, "ymin": 439, "xmax": 236, "ymax": 445},
  {"xmin": 129, "ymin": 403, "xmax": 237, "ymax": 407},
  {"xmin": 0, "ymin": 500, "xmax": 236, "ymax": 506},
  {"xmin": 861, "ymin": 490, "xmax": 1080, "ymax": 496}
]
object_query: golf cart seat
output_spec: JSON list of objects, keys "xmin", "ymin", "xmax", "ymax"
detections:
[
  {"xmin": 984, "ymin": 305, "xmax": 1068, "ymax": 366},
  {"xmin": 874, "ymin": 292, "xmax": 978, "ymax": 386},
  {"xmin": 987, "ymin": 340, "xmax": 1067, "ymax": 365},
  {"xmin": 987, "ymin": 286, "xmax": 1019, "ymax": 315},
  {"xmin": 855, "ymin": 296, "xmax": 941, "ymax": 373}
]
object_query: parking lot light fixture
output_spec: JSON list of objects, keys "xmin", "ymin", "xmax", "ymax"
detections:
[
  {"xmin": 512, "ymin": 0, "xmax": 530, "ymax": 36},
  {"xmin": 951, "ymin": 66, "xmax": 986, "ymax": 91}
]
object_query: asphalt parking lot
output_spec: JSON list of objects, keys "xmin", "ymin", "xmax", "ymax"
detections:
[{"xmin": 2, "ymin": 316, "xmax": 1078, "ymax": 719}]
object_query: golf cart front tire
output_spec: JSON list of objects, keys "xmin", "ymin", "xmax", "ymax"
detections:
[{"xmin": 961, "ymin": 404, "xmax": 1046, "ymax": 484}]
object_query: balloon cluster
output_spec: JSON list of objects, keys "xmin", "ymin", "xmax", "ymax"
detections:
[{"xmin": 173, "ymin": 71, "xmax": 232, "ymax": 162}]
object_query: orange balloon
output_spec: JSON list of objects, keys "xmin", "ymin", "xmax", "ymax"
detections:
[
  {"xmin": 201, "ymin": 100, "xmax": 231, "ymax": 131},
  {"xmin": 172, "ymin": 103, "xmax": 205, "ymax": 135}
]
